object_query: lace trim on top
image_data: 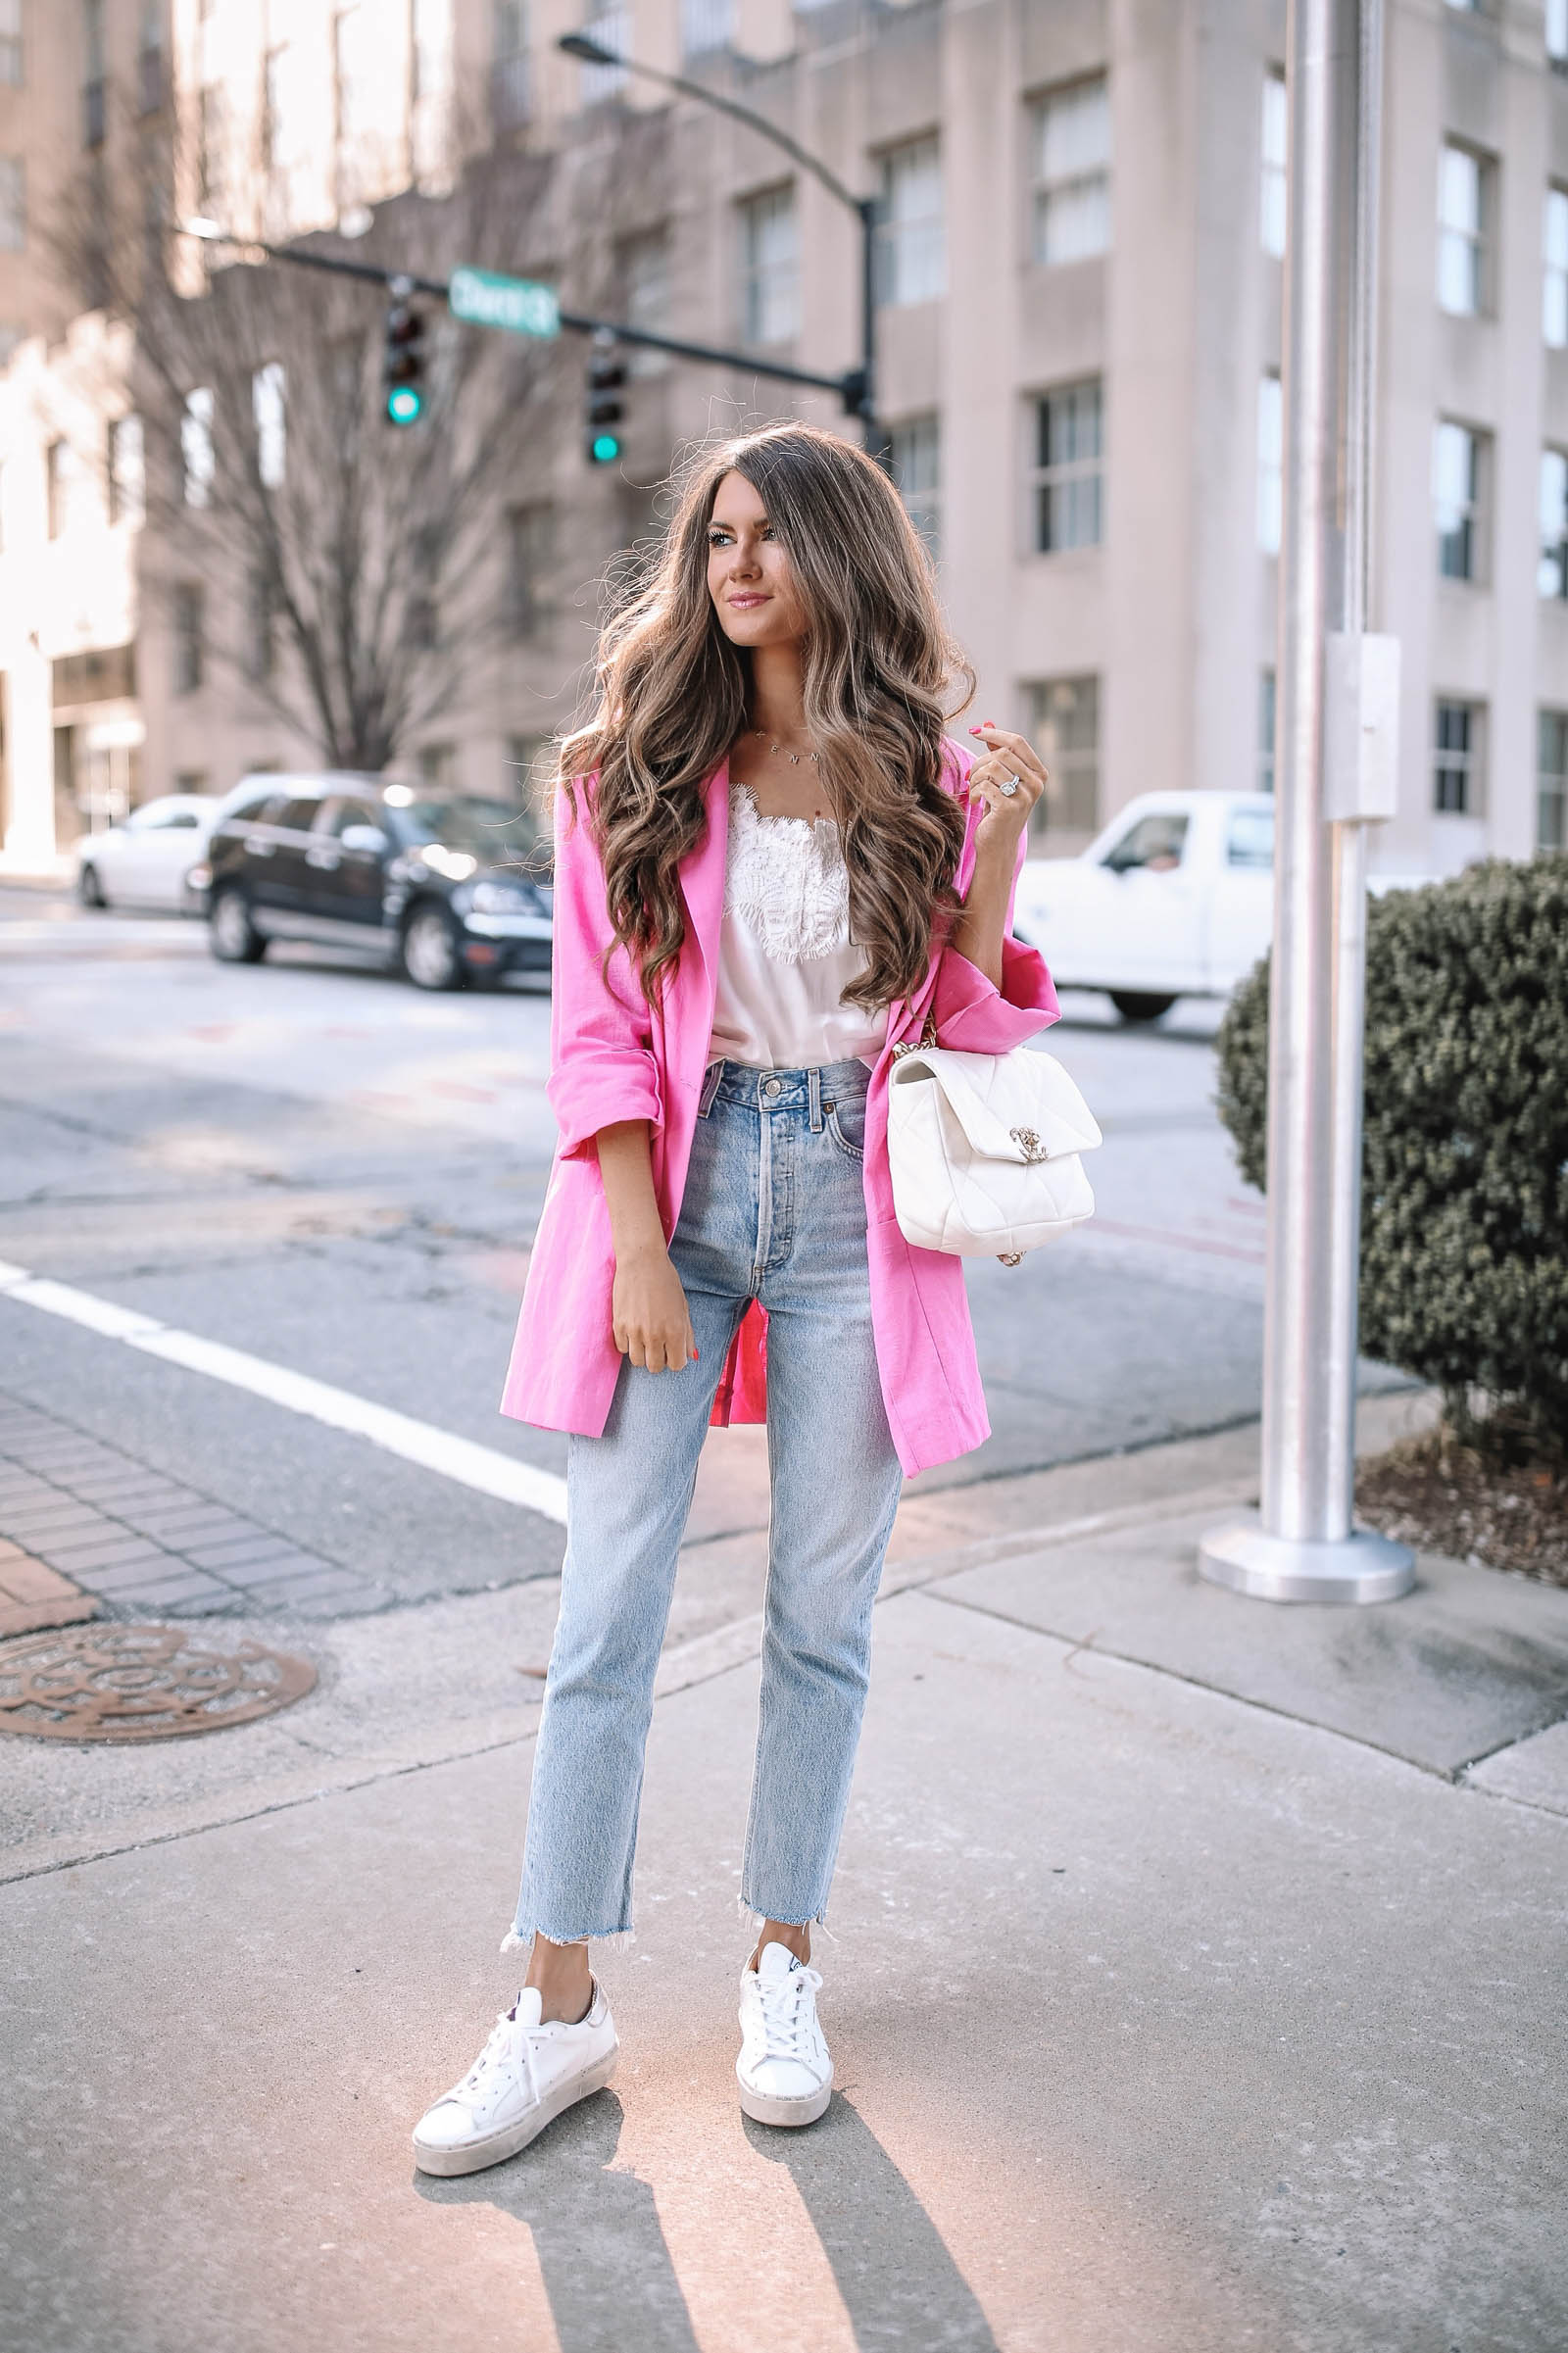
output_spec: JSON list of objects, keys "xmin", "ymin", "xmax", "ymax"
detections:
[{"xmin": 724, "ymin": 777, "xmax": 853, "ymax": 963}]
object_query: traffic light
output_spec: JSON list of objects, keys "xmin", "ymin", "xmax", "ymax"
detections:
[
  {"xmin": 585, "ymin": 333, "xmax": 625, "ymax": 465},
  {"xmin": 383, "ymin": 300, "xmax": 427, "ymax": 426}
]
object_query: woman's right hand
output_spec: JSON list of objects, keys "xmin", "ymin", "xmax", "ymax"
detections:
[{"xmin": 612, "ymin": 1239, "xmax": 699, "ymax": 1372}]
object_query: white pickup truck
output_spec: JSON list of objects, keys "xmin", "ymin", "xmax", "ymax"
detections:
[{"xmin": 1009, "ymin": 791, "xmax": 1276, "ymax": 1023}]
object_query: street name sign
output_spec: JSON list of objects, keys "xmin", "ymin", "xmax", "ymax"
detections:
[{"xmin": 448, "ymin": 267, "xmax": 560, "ymax": 340}]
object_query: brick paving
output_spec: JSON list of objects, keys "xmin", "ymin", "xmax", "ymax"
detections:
[
  {"xmin": 0, "ymin": 1538, "xmax": 98, "ymax": 1640},
  {"xmin": 0, "ymin": 1394, "xmax": 387, "ymax": 1621}
]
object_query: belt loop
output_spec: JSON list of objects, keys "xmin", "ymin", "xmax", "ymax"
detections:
[
  {"xmin": 808, "ymin": 1066, "xmax": 823, "ymax": 1131},
  {"xmin": 699, "ymin": 1058, "xmax": 724, "ymax": 1115}
]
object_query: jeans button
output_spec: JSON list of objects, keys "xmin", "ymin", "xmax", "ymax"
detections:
[{"xmin": 763, "ymin": 1078, "xmax": 781, "ymax": 1099}]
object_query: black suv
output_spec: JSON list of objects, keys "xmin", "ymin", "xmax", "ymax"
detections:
[{"xmin": 197, "ymin": 772, "xmax": 552, "ymax": 991}]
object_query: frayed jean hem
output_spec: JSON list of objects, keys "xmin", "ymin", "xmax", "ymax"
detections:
[
  {"xmin": 501, "ymin": 1923, "xmax": 637, "ymax": 1957},
  {"xmin": 736, "ymin": 1892, "xmax": 837, "ymax": 1942}
]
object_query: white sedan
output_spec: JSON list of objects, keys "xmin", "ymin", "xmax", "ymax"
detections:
[
  {"xmin": 1011, "ymin": 791, "xmax": 1277, "ymax": 1022},
  {"xmin": 75, "ymin": 795, "xmax": 221, "ymax": 913}
]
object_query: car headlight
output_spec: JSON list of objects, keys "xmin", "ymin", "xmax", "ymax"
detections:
[{"xmin": 466, "ymin": 879, "xmax": 536, "ymax": 914}]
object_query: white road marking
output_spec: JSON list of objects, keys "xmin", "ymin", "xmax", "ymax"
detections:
[{"xmin": 0, "ymin": 1259, "xmax": 569, "ymax": 1525}]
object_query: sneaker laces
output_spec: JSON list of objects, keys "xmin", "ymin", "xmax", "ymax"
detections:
[
  {"xmin": 454, "ymin": 2002, "xmax": 539, "ymax": 2107},
  {"xmin": 756, "ymin": 1963, "xmax": 824, "ymax": 2062}
]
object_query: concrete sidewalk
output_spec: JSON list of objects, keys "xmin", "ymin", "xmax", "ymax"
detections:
[{"xmin": 4, "ymin": 1406, "xmax": 1568, "ymax": 2352}]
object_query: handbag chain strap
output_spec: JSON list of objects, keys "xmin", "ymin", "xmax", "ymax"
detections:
[{"xmin": 890, "ymin": 1008, "xmax": 940, "ymax": 1060}]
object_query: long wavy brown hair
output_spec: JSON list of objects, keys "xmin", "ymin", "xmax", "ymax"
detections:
[{"xmin": 555, "ymin": 422, "xmax": 975, "ymax": 1011}]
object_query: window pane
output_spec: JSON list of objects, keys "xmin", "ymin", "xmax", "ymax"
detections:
[
  {"xmin": 1434, "ymin": 420, "xmax": 1478, "ymax": 578},
  {"xmin": 1260, "ymin": 71, "xmax": 1287, "ymax": 258},
  {"xmin": 889, "ymin": 415, "xmax": 941, "ymax": 560},
  {"xmin": 1228, "ymin": 809, "xmax": 1275, "ymax": 868},
  {"xmin": 876, "ymin": 136, "xmax": 945, "ymax": 305},
  {"xmin": 1540, "ymin": 450, "xmax": 1568, "ymax": 598},
  {"xmin": 1438, "ymin": 144, "xmax": 1481, "ymax": 235},
  {"xmin": 741, "ymin": 187, "xmax": 798, "ymax": 343},
  {"xmin": 1025, "ymin": 675, "xmax": 1099, "ymax": 837}
]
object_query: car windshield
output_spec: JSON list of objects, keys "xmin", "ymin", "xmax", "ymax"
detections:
[
  {"xmin": 393, "ymin": 799, "xmax": 536, "ymax": 864},
  {"xmin": 1103, "ymin": 812, "xmax": 1189, "ymax": 873}
]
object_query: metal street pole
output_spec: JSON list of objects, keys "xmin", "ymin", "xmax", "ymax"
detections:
[
  {"xmin": 1198, "ymin": 0, "xmax": 1413, "ymax": 1604},
  {"xmin": 558, "ymin": 34, "xmax": 884, "ymax": 461}
]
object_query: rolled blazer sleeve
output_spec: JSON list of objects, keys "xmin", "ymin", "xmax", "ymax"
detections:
[
  {"xmin": 546, "ymin": 779, "xmax": 664, "ymax": 1160},
  {"xmin": 930, "ymin": 794, "xmax": 1061, "ymax": 1054}
]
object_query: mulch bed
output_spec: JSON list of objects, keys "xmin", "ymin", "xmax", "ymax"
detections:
[{"xmin": 1355, "ymin": 1431, "xmax": 1568, "ymax": 1591}]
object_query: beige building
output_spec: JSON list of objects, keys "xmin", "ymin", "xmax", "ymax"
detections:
[{"xmin": 5, "ymin": 0, "xmax": 1568, "ymax": 875}]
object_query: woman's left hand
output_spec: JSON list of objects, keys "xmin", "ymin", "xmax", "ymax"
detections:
[{"xmin": 966, "ymin": 723, "xmax": 1049, "ymax": 853}]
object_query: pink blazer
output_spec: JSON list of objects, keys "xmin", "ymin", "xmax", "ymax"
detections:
[{"xmin": 500, "ymin": 738, "xmax": 1060, "ymax": 1477}]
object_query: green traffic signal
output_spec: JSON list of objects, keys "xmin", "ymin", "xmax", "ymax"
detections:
[
  {"xmin": 590, "ymin": 431, "xmax": 621, "ymax": 465},
  {"xmin": 387, "ymin": 384, "xmax": 424, "ymax": 426}
]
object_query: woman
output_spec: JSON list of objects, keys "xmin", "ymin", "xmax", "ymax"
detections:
[{"xmin": 413, "ymin": 422, "xmax": 1056, "ymax": 2178}]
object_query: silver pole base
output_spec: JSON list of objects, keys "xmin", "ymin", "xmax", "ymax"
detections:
[{"xmin": 1197, "ymin": 1509, "xmax": 1415, "ymax": 1604}]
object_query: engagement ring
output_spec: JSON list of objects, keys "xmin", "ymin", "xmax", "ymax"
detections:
[{"xmin": 998, "ymin": 773, "xmax": 1021, "ymax": 797}]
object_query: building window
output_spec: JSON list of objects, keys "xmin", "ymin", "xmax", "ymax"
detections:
[
  {"xmin": 0, "ymin": 0, "xmax": 21, "ymax": 87},
  {"xmin": 506, "ymin": 502, "xmax": 555, "ymax": 634},
  {"xmin": 0, "ymin": 157, "xmax": 24, "ymax": 251},
  {"xmin": 137, "ymin": 0, "xmax": 164, "ymax": 114},
  {"xmin": 1551, "ymin": 0, "xmax": 1568, "ymax": 72},
  {"xmin": 253, "ymin": 362, "xmax": 285, "ymax": 490},
  {"xmin": 198, "ymin": 85, "xmax": 224, "ymax": 215},
  {"xmin": 739, "ymin": 185, "xmax": 799, "ymax": 345},
  {"xmin": 620, "ymin": 227, "xmax": 669, "ymax": 375},
  {"xmin": 1545, "ymin": 189, "xmax": 1568, "ymax": 347},
  {"xmin": 1032, "ymin": 379, "xmax": 1102, "ymax": 553},
  {"xmin": 1024, "ymin": 677, "xmax": 1100, "ymax": 841},
  {"xmin": 491, "ymin": 0, "xmax": 529, "ymax": 132},
  {"xmin": 82, "ymin": 0, "xmax": 105, "ymax": 146},
  {"xmin": 1030, "ymin": 77, "xmax": 1110, "ymax": 267},
  {"xmin": 1434, "ymin": 700, "xmax": 1481, "ymax": 813},
  {"xmin": 1257, "ymin": 373, "xmax": 1283, "ymax": 555},
  {"xmin": 1434, "ymin": 419, "xmax": 1483, "ymax": 580},
  {"xmin": 246, "ymin": 568, "xmax": 273, "ymax": 681},
  {"xmin": 108, "ymin": 415, "xmax": 145, "ymax": 527},
  {"xmin": 1259, "ymin": 669, "xmax": 1277, "ymax": 794},
  {"xmin": 1540, "ymin": 450, "xmax": 1568, "ymax": 598},
  {"xmin": 875, "ymin": 135, "xmax": 945, "ymax": 307},
  {"xmin": 46, "ymin": 440, "xmax": 67, "ymax": 539},
  {"xmin": 417, "ymin": 743, "xmax": 455, "ymax": 793},
  {"xmin": 182, "ymin": 387, "xmax": 215, "ymax": 509},
  {"xmin": 578, "ymin": 3, "xmax": 629, "ymax": 102},
  {"xmin": 1261, "ymin": 68, "xmax": 1287, "ymax": 257},
  {"xmin": 173, "ymin": 584, "xmax": 205, "ymax": 695},
  {"xmin": 888, "ymin": 415, "xmax": 941, "ymax": 560},
  {"xmin": 1540, "ymin": 711, "xmax": 1568, "ymax": 847},
  {"xmin": 1437, "ymin": 141, "xmax": 1490, "ymax": 316},
  {"xmin": 682, "ymin": 0, "xmax": 733, "ymax": 56}
]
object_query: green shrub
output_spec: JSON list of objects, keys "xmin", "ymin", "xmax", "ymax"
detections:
[{"xmin": 1214, "ymin": 857, "xmax": 1568, "ymax": 1461}]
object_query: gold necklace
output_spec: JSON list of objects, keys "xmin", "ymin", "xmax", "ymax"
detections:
[{"xmin": 753, "ymin": 726, "xmax": 819, "ymax": 766}]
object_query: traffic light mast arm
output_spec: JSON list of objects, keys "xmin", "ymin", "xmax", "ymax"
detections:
[{"xmin": 178, "ymin": 225, "xmax": 862, "ymax": 409}]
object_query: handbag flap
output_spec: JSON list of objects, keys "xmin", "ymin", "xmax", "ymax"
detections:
[{"xmin": 889, "ymin": 1047, "xmax": 1103, "ymax": 1162}]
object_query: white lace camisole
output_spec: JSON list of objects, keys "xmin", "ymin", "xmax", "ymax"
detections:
[{"xmin": 707, "ymin": 777, "xmax": 889, "ymax": 1070}]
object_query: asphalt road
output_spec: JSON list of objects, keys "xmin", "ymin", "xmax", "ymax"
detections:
[{"xmin": 0, "ymin": 884, "xmax": 1396, "ymax": 1615}]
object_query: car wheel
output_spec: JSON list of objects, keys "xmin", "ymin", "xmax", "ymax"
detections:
[
  {"xmin": 78, "ymin": 863, "xmax": 107, "ymax": 909},
  {"xmin": 210, "ymin": 885, "xmax": 267, "ymax": 963},
  {"xmin": 1109, "ymin": 991, "xmax": 1178, "ymax": 1024},
  {"xmin": 402, "ymin": 902, "xmax": 465, "ymax": 992}
]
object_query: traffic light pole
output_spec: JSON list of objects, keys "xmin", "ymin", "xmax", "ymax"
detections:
[
  {"xmin": 179, "ymin": 225, "xmax": 862, "ymax": 409},
  {"xmin": 557, "ymin": 35, "xmax": 884, "ymax": 459}
]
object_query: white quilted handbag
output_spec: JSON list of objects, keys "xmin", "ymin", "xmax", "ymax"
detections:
[{"xmin": 885, "ymin": 1020, "xmax": 1102, "ymax": 1263}]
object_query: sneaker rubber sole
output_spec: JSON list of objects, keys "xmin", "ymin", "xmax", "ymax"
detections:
[
  {"xmin": 735, "ymin": 2064, "xmax": 833, "ymax": 2129},
  {"xmin": 412, "ymin": 2043, "xmax": 618, "ymax": 2178}
]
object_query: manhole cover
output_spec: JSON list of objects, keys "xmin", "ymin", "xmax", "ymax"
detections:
[{"xmin": 0, "ymin": 1624, "xmax": 317, "ymax": 1742}]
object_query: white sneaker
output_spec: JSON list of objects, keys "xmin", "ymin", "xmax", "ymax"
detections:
[
  {"xmin": 412, "ymin": 1982, "xmax": 618, "ymax": 2177},
  {"xmin": 736, "ymin": 1940, "xmax": 833, "ymax": 2128}
]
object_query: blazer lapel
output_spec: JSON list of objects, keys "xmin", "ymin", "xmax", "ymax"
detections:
[{"xmin": 677, "ymin": 757, "xmax": 730, "ymax": 1004}]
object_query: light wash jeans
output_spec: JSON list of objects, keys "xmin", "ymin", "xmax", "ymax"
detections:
[{"xmin": 514, "ymin": 1055, "xmax": 905, "ymax": 1943}]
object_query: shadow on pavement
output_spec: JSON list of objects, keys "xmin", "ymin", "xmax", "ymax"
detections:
[
  {"xmin": 744, "ymin": 2095, "xmax": 1001, "ymax": 2351},
  {"xmin": 412, "ymin": 2085, "xmax": 997, "ymax": 2350},
  {"xmin": 413, "ymin": 2090, "xmax": 700, "ymax": 2351}
]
